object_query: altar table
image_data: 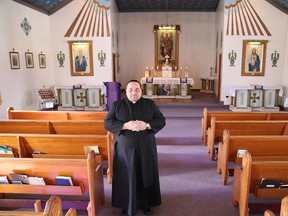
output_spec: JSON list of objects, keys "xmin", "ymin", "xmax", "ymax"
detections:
[
  {"xmin": 140, "ymin": 77, "xmax": 194, "ymax": 99},
  {"xmin": 229, "ymin": 85, "xmax": 283, "ymax": 112}
]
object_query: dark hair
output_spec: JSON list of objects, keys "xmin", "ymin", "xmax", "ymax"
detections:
[{"xmin": 126, "ymin": 80, "xmax": 142, "ymax": 89}]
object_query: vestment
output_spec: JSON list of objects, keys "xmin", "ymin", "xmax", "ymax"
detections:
[{"xmin": 104, "ymin": 97, "xmax": 166, "ymax": 216}]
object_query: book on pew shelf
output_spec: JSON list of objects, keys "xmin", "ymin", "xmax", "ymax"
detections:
[
  {"xmin": 55, "ymin": 176, "xmax": 73, "ymax": 186},
  {"xmin": 259, "ymin": 178, "xmax": 283, "ymax": 188},
  {"xmin": 0, "ymin": 176, "xmax": 9, "ymax": 184},
  {"xmin": 84, "ymin": 146, "xmax": 100, "ymax": 155},
  {"xmin": 9, "ymin": 174, "xmax": 29, "ymax": 184},
  {"xmin": 237, "ymin": 149, "xmax": 247, "ymax": 158},
  {"xmin": 28, "ymin": 177, "xmax": 46, "ymax": 185},
  {"xmin": 0, "ymin": 145, "xmax": 13, "ymax": 154},
  {"xmin": 279, "ymin": 184, "xmax": 288, "ymax": 188}
]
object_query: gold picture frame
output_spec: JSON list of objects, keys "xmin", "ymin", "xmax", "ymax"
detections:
[
  {"xmin": 154, "ymin": 25, "xmax": 179, "ymax": 70},
  {"xmin": 25, "ymin": 51, "xmax": 34, "ymax": 68},
  {"xmin": 241, "ymin": 40, "xmax": 268, "ymax": 76},
  {"xmin": 39, "ymin": 53, "xmax": 46, "ymax": 69},
  {"xmin": 68, "ymin": 40, "xmax": 94, "ymax": 76},
  {"xmin": 9, "ymin": 50, "xmax": 20, "ymax": 69}
]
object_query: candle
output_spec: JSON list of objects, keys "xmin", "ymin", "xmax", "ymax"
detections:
[
  {"xmin": 186, "ymin": 66, "xmax": 188, "ymax": 70},
  {"xmin": 146, "ymin": 66, "xmax": 148, "ymax": 70},
  {"xmin": 175, "ymin": 66, "xmax": 177, "ymax": 70},
  {"xmin": 180, "ymin": 66, "xmax": 182, "ymax": 70},
  {"xmin": 151, "ymin": 66, "xmax": 154, "ymax": 70},
  {"xmin": 157, "ymin": 66, "xmax": 159, "ymax": 70}
]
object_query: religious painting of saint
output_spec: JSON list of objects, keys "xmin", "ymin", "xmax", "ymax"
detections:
[
  {"xmin": 154, "ymin": 25, "xmax": 179, "ymax": 70},
  {"xmin": 241, "ymin": 40, "xmax": 267, "ymax": 76},
  {"xmin": 25, "ymin": 51, "xmax": 34, "ymax": 68},
  {"xmin": 68, "ymin": 40, "xmax": 94, "ymax": 76},
  {"xmin": 9, "ymin": 50, "xmax": 20, "ymax": 69}
]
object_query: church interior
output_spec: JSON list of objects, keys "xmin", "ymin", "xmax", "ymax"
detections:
[{"xmin": 0, "ymin": 0, "xmax": 288, "ymax": 215}]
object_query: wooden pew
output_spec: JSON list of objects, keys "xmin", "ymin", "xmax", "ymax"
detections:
[
  {"xmin": 0, "ymin": 133, "xmax": 114, "ymax": 184},
  {"xmin": 264, "ymin": 195, "xmax": 288, "ymax": 216},
  {"xmin": 7, "ymin": 107, "xmax": 107, "ymax": 121},
  {"xmin": 0, "ymin": 151, "xmax": 104, "ymax": 216},
  {"xmin": 217, "ymin": 130, "xmax": 288, "ymax": 185},
  {"xmin": 0, "ymin": 120, "xmax": 106, "ymax": 135},
  {"xmin": 0, "ymin": 195, "xmax": 76, "ymax": 216},
  {"xmin": 232, "ymin": 151, "xmax": 288, "ymax": 216},
  {"xmin": 207, "ymin": 118, "xmax": 288, "ymax": 160},
  {"xmin": 201, "ymin": 107, "xmax": 288, "ymax": 144}
]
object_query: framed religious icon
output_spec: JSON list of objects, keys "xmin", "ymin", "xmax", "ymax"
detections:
[
  {"xmin": 39, "ymin": 53, "xmax": 46, "ymax": 69},
  {"xmin": 154, "ymin": 25, "xmax": 180, "ymax": 70},
  {"xmin": 25, "ymin": 51, "xmax": 34, "ymax": 68},
  {"xmin": 9, "ymin": 50, "xmax": 20, "ymax": 69},
  {"xmin": 241, "ymin": 40, "xmax": 268, "ymax": 76},
  {"xmin": 68, "ymin": 40, "xmax": 94, "ymax": 76}
]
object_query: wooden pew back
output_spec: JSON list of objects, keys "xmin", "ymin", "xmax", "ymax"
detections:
[
  {"xmin": 0, "ymin": 120, "xmax": 106, "ymax": 135},
  {"xmin": 207, "ymin": 118, "xmax": 288, "ymax": 160},
  {"xmin": 264, "ymin": 195, "xmax": 288, "ymax": 216},
  {"xmin": 7, "ymin": 107, "xmax": 107, "ymax": 121},
  {"xmin": 0, "ymin": 120, "xmax": 50, "ymax": 134},
  {"xmin": 20, "ymin": 134, "xmax": 109, "ymax": 160},
  {"xmin": 202, "ymin": 107, "xmax": 288, "ymax": 144},
  {"xmin": 50, "ymin": 120, "xmax": 106, "ymax": 135},
  {"xmin": 218, "ymin": 131, "xmax": 288, "ymax": 185},
  {"xmin": 232, "ymin": 151, "xmax": 288, "ymax": 216},
  {"xmin": 0, "ymin": 151, "xmax": 104, "ymax": 216},
  {"xmin": 0, "ymin": 133, "xmax": 113, "ymax": 184}
]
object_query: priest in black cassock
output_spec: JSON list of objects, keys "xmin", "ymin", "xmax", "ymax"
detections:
[{"xmin": 104, "ymin": 80, "xmax": 166, "ymax": 216}]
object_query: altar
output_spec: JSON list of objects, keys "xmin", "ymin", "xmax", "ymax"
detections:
[
  {"xmin": 55, "ymin": 85, "xmax": 106, "ymax": 111},
  {"xmin": 229, "ymin": 85, "xmax": 283, "ymax": 112},
  {"xmin": 140, "ymin": 77, "xmax": 194, "ymax": 99}
]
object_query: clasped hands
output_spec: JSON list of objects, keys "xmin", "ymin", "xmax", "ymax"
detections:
[{"xmin": 123, "ymin": 120, "xmax": 146, "ymax": 132}]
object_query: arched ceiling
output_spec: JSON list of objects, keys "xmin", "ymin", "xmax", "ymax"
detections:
[{"xmin": 12, "ymin": 0, "xmax": 288, "ymax": 15}]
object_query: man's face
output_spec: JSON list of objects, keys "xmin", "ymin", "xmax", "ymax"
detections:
[{"xmin": 126, "ymin": 82, "xmax": 142, "ymax": 103}]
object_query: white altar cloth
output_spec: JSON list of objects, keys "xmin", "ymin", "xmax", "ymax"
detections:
[{"xmin": 140, "ymin": 77, "xmax": 194, "ymax": 86}]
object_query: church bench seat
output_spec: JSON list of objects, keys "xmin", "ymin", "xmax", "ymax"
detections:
[
  {"xmin": 207, "ymin": 117, "xmax": 288, "ymax": 160},
  {"xmin": 7, "ymin": 107, "xmax": 107, "ymax": 121},
  {"xmin": 217, "ymin": 129, "xmax": 288, "ymax": 185},
  {"xmin": 0, "ymin": 151, "xmax": 103, "ymax": 216},
  {"xmin": 232, "ymin": 151, "xmax": 288, "ymax": 216},
  {"xmin": 201, "ymin": 107, "xmax": 288, "ymax": 145},
  {"xmin": 0, "ymin": 133, "xmax": 113, "ymax": 184},
  {"xmin": 0, "ymin": 120, "xmax": 106, "ymax": 135},
  {"xmin": 264, "ymin": 195, "xmax": 288, "ymax": 216},
  {"xmin": 0, "ymin": 195, "xmax": 77, "ymax": 216}
]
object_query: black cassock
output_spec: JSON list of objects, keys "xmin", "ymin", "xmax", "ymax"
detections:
[{"xmin": 104, "ymin": 97, "xmax": 166, "ymax": 216}]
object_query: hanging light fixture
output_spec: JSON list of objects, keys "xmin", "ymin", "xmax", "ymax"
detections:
[{"xmin": 153, "ymin": 0, "xmax": 180, "ymax": 33}]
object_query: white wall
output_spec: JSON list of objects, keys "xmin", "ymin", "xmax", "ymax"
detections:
[
  {"xmin": 0, "ymin": 1, "xmax": 54, "ymax": 118},
  {"xmin": 50, "ymin": 0, "xmax": 113, "ymax": 86},
  {"xmin": 118, "ymin": 12, "xmax": 216, "ymax": 89},
  {"xmin": 221, "ymin": 0, "xmax": 288, "ymax": 104}
]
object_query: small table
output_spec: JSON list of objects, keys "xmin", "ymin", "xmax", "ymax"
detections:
[{"xmin": 200, "ymin": 77, "xmax": 216, "ymax": 94}]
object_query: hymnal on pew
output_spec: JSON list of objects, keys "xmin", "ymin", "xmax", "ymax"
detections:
[
  {"xmin": 9, "ymin": 174, "xmax": 29, "ymax": 184},
  {"xmin": 28, "ymin": 177, "xmax": 46, "ymax": 185},
  {"xmin": 84, "ymin": 146, "xmax": 100, "ymax": 155},
  {"xmin": 259, "ymin": 178, "xmax": 283, "ymax": 188},
  {"xmin": 55, "ymin": 176, "xmax": 73, "ymax": 186},
  {"xmin": 0, "ymin": 176, "xmax": 9, "ymax": 184},
  {"xmin": 0, "ymin": 145, "xmax": 13, "ymax": 154}
]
